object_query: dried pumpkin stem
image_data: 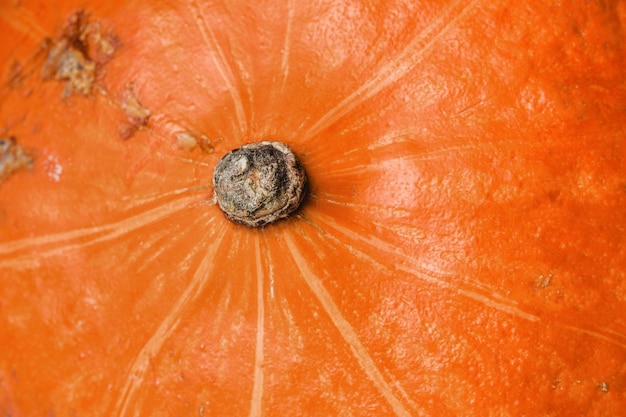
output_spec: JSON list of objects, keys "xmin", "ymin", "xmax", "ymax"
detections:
[{"xmin": 213, "ymin": 141, "xmax": 306, "ymax": 227}]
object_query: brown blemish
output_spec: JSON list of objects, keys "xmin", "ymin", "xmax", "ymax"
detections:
[
  {"xmin": 174, "ymin": 131, "xmax": 217, "ymax": 153},
  {"xmin": 197, "ymin": 135, "xmax": 219, "ymax": 154},
  {"xmin": 41, "ymin": 9, "xmax": 118, "ymax": 97},
  {"xmin": 0, "ymin": 136, "xmax": 34, "ymax": 183},
  {"xmin": 118, "ymin": 83, "xmax": 150, "ymax": 140}
]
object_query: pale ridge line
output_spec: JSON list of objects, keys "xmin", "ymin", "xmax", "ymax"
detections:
[
  {"xmin": 311, "ymin": 213, "xmax": 626, "ymax": 350},
  {"xmin": 311, "ymin": 195, "xmax": 416, "ymax": 218},
  {"xmin": 0, "ymin": 194, "xmax": 202, "ymax": 259},
  {"xmin": 122, "ymin": 184, "xmax": 210, "ymax": 209},
  {"xmin": 114, "ymin": 225, "xmax": 227, "ymax": 417},
  {"xmin": 248, "ymin": 235, "xmax": 265, "ymax": 417},
  {"xmin": 190, "ymin": 0, "xmax": 247, "ymax": 138},
  {"xmin": 600, "ymin": 326, "xmax": 626, "ymax": 341},
  {"xmin": 135, "ymin": 213, "xmax": 209, "ymax": 274},
  {"xmin": 456, "ymin": 289, "xmax": 539, "ymax": 322},
  {"xmin": 322, "ymin": 142, "xmax": 483, "ymax": 175},
  {"xmin": 284, "ymin": 232, "xmax": 414, "ymax": 417},
  {"xmin": 312, "ymin": 212, "xmax": 450, "ymax": 287},
  {"xmin": 280, "ymin": 0, "xmax": 295, "ymax": 94},
  {"xmin": 311, "ymin": 211, "xmax": 541, "ymax": 323},
  {"xmin": 563, "ymin": 325, "xmax": 626, "ymax": 349},
  {"xmin": 300, "ymin": 0, "xmax": 480, "ymax": 142},
  {"xmin": 0, "ymin": 4, "xmax": 48, "ymax": 41}
]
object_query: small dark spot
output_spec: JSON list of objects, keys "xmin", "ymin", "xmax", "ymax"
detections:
[
  {"xmin": 118, "ymin": 121, "xmax": 140, "ymax": 141},
  {"xmin": 546, "ymin": 189, "xmax": 561, "ymax": 202}
]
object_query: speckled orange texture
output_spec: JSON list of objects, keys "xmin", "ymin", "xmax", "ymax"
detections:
[{"xmin": 1, "ymin": 1, "xmax": 625, "ymax": 416}]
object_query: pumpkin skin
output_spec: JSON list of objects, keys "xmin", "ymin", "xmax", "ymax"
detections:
[{"xmin": 1, "ymin": 0, "xmax": 626, "ymax": 415}]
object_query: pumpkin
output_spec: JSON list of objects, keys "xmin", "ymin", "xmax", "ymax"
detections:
[{"xmin": 1, "ymin": 0, "xmax": 626, "ymax": 415}]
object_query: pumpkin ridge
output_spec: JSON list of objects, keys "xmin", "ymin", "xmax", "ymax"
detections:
[
  {"xmin": 311, "ymin": 211, "xmax": 626, "ymax": 351},
  {"xmin": 561, "ymin": 324, "xmax": 626, "ymax": 350},
  {"xmin": 0, "ymin": 4, "xmax": 48, "ymax": 42},
  {"xmin": 121, "ymin": 183, "xmax": 211, "ymax": 210},
  {"xmin": 312, "ymin": 195, "xmax": 417, "ymax": 220},
  {"xmin": 309, "ymin": 210, "xmax": 541, "ymax": 318},
  {"xmin": 189, "ymin": 0, "xmax": 248, "ymax": 141},
  {"xmin": 113, "ymin": 223, "xmax": 228, "ymax": 417},
  {"xmin": 0, "ymin": 192, "xmax": 202, "ymax": 262},
  {"xmin": 306, "ymin": 210, "xmax": 506, "ymax": 301},
  {"xmin": 299, "ymin": 0, "xmax": 482, "ymax": 143},
  {"xmin": 131, "ymin": 208, "xmax": 213, "ymax": 274},
  {"xmin": 283, "ymin": 230, "xmax": 415, "ymax": 417},
  {"xmin": 249, "ymin": 234, "xmax": 265, "ymax": 417},
  {"xmin": 315, "ymin": 140, "xmax": 485, "ymax": 180},
  {"xmin": 277, "ymin": 0, "xmax": 296, "ymax": 96},
  {"xmin": 300, "ymin": 212, "xmax": 531, "ymax": 322}
]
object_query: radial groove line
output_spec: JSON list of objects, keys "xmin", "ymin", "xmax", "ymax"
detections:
[
  {"xmin": 114, "ymin": 225, "xmax": 227, "ymax": 417},
  {"xmin": 279, "ymin": 0, "xmax": 295, "ymax": 93},
  {"xmin": 563, "ymin": 325, "xmax": 626, "ymax": 350},
  {"xmin": 284, "ymin": 232, "xmax": 413, "ymax": 417},
  {"xmin": 0, "ymin": 4, "xmax": 48, "ymax": 41},
  {"xmin": 190, "ymin": 0, "xmax": 247, "ymax": 138},
  {"xmin": 311, "ymin": 211, "xmax": 540, "ymax": 323},
  {"xmin": 123, "ymin": 184, "xmax": 210, "ymax": 209},
  {"xmin": 301, "ymin": 0, "xmax": 480, "ymax": 142},
  {"xmin": 0, "ymin": 194, "xmax": 202, "ymax": 261},
  {"xmin": 249, "ymin": 235, "xmax": 265, "ymax": 417},
  {"xmin": 313, "ymin": 212, "xmax": 626, "ymax": 349},
  {"xmin": 135, "ymin": 213, "xmax": 208, "ymax": 274}
]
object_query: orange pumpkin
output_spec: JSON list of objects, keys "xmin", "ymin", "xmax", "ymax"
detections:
[{"xmin": 1, "ymin": 0, "xmax": 626, "ymax": 415}]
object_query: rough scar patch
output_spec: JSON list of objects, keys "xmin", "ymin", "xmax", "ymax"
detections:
[
  {"xmin": 41, "ymin": 9, "xmax": 118, "ymax": 97},
  {"xmin": 0, "ymin": 137, "xmax": 34, "ymax": 183},
  {"xmin": 118, "ymin": 83, "xmax": 151, "ymax": 140}
]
